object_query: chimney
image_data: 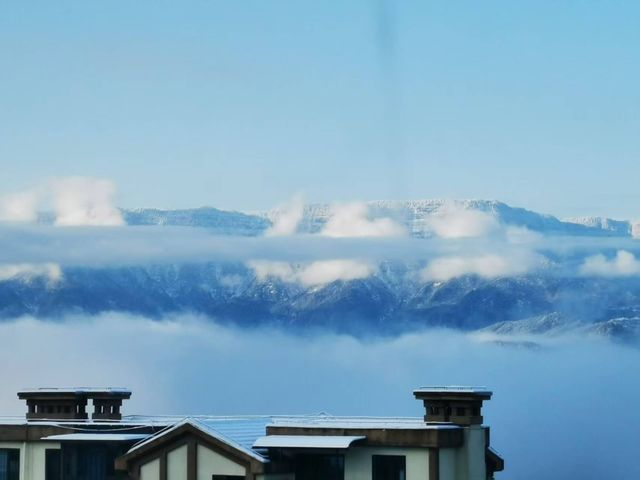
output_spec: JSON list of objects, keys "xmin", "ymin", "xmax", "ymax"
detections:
[
  {"xmin": 18, "ymin": 387, "xmax": 131, "ymax": 421},
  {"xmin": 413, "ymin": 386, "xmax": 492, "ymax": 426}
]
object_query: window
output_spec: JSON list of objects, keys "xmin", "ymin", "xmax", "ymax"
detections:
[
  {"xmin": 46, "ymin": 449, "xmax": 62, "ymax": 480},
  {"xmin": 372, "ymin": 455, "xmax": 406, "ymax": 480},
  {"xmin": 456, "ymin": 407, "xmax": 466, "ymax": 416},
  {"xmin": 295, "ymin": 454, "xmax": 344, "ymax": 480},
  {"xmin": 429, "ymin": 406, "xmax": 440, "ymax": 415},
  {"xmin": 0, "ymin": 449, "xmax": 20, "ymax": 480}
]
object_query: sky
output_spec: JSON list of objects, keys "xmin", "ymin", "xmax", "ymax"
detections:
[{"xmin": 1, "ymin": 1, "xmax": 640, "ymax": 218}]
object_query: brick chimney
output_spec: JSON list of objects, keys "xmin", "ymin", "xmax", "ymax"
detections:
[
  {"xmin": 413, "ymin": 386, "xmax": 492, "ymax": 426},
  {"xmin": 18, "ymin": 387, "xmax": 131, "ymax": 421}
]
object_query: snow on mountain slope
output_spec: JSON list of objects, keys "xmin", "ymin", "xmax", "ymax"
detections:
[
  {"xmin": 564, "ymin": 216, "xmax": 632, "ymax": 236},
  {"xmin": 2, "ymin": 261, "xmax": 640, "ymax": 342},
  {"xmin": 265, "ymin": 199, "xmax": 636, "ymax": 237}
]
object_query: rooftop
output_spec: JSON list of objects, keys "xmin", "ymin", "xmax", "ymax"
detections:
[{"xmin": 0, "ymin": 413, "xmax": 462, "ymax": 461}]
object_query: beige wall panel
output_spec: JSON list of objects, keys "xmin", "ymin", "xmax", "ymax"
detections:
[
  {"xmin": 166, "ymin": 444, "xmax": 188, "ymax": 480},
  {"xmin": 140, "ymin": 458, "xmax": 161, "ymax": 480},
  {"xmin": 196, "ymin": 443, "xmax": 246, "ymax": 480},
  {"xmin": 0, "ymin": 441, "xmax": 60, "ymax": 480},
  {"xmin": 345, "ymin": 446, "xmax": 429, "ymax": 480}
]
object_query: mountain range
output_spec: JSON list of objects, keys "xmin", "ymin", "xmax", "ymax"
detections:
[
  {"xmin": 6, "ymin": 199, "xmax": 640, "ymax": 344},
  {"xmin": 112, "ymin": 200, "xmax": 639, "ymax": 238}
]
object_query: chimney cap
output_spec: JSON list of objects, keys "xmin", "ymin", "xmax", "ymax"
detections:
[
  {"xmin": 18, "ymin": 387, "xmax": 131, "ymax": 399},
  {"xmin": 413, "ymin": 386, "xmax": 492, "ymax": 399}
]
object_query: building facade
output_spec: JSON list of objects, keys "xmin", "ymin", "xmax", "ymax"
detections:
[{"xmin": 0, "ymin": 387, "xmax": 503, "ymax": 480}]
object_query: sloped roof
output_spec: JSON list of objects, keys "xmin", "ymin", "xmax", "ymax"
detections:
[{"xmin": 126, "ymin": 417, "xmax": 273, "ymax": 463}]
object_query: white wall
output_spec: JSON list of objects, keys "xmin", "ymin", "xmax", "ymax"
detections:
[
  {"xmin": 140, "ymin": 457, "xmax": 160, "ymax": 480},
  {"xmin": 0, "ymin": 441, "xmax": 60, "ymax": 480},
  {"xmin": 345, "ymin": 446, "xmax": 430, "ymax": 480},
  {"xmin": 196, "ymin": 444, "xmax": 246, "ymax": 480},
  {"xmin": 166, "ymin": 444, "xmax": 188, "ymax": 480}
]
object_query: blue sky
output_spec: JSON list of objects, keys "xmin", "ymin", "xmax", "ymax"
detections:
[{"xmin": 1, "ymin": 1, "xmax": 639, "ymax": 217}]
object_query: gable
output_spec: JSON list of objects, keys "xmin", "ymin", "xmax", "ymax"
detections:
[{"xmin": 116, "ymin": 423, "xmax": 264, "ymax": 480}]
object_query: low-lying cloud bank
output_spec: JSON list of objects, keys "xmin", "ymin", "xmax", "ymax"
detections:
[
  {"xmin": 1, "ymin": 223, "xmax": 640, "ymax": 287},
  {"xmin": 0, "ymin": 314, "xmax": 638, "ymax": 480}
]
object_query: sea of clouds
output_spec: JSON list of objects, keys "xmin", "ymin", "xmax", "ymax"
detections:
[{"xmin": 0, "ymin": 314, "xmax": 638, "ymax": 480}]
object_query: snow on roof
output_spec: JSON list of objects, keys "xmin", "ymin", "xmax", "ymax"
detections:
[
  {"xmin": 18, "ymin": 387, "xmax": 131, "ymax": 395},
  {"xmin": 0, "ymin": 413, "xmax": 461, "ymax": 464},
  {"xmin": 41, "ymin": 433, "xmax": 150, "ymax": 442},
  {"xmin": 0, "ymin": 414, "xmax": 458, "ymax": 431},
  {"xmin": 253, "ymin": 435, "xmax": 365, "ymax": 449},
  {"xmin": 120, "ymin": 414, "xmax": 453, "ymax": 462},
  {"xmin": 126, "ymin": 417, "xmax": 275, "ymax": 463},
  {"xmin": 414, "ymin": 386, "xmax": 492, "ymax": 395},
  {"xmin": 269, "ymin": 416, "xmax": 460, "ymax": 430}
]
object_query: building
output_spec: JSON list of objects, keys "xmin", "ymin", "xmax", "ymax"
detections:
[{"xmin": 0, "ymin": 386, "xmax": 504, "ymax": 480}]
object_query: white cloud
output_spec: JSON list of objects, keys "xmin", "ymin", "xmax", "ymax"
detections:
[
  {"xmin": 321, "ymin": 202, "xmax": 405, "ymax": 238},
  {"xmin": 0, "ymin": 177, "xmax": 124, "ymax": 226},
  {"xmin": 0, "ymin": 263, "xmax": 62, "ymax": 283},
  {"xmin": 429, "ymin": 206, "xmax": 500, "ymax": 239},
  {"xmin": 248, "ymin": 260, "xmax": 296, "ymax": 282},
  {"xmin": 297, "ymin": 260, "xmax": 374, "ymax": 286},
  {"xmin": 580, "ymin": 250, "xmax": 640, "ymax": 277},
  {"xmin": 51, "ymin": 177, "xmax": 124, "ymax": 226},
  {"xmin": 421, "ymin": 252, "xmax": 539, "ymax": 282},
  {"xmin": 248, "ymin": 259, "xmax": 374, "ymax": 286},
  {"xmin": 266, "ymin": 194, "xmax": 305, "ymax": 236},
  {"xmin": 0, "ymin": 190, "xmax": 40, "ymax": 222}
]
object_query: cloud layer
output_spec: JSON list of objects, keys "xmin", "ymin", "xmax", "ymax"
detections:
[{"xmin": 0, "ymin": 314, "xmax": 638, "ymax": 480}]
